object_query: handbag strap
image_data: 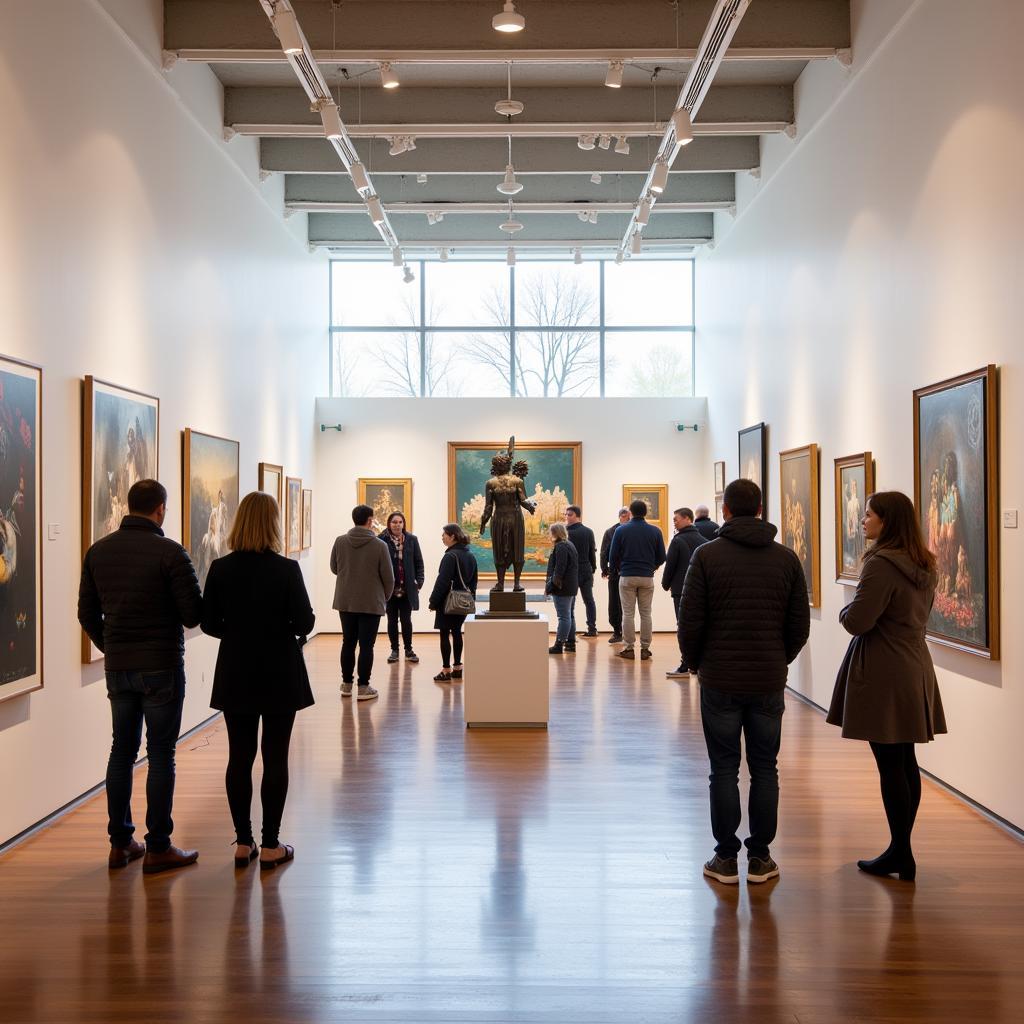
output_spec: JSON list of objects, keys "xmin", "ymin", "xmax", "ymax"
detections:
[{"xmin": 450, "ymin": 550, "xmax": 468, "ymax": 592}]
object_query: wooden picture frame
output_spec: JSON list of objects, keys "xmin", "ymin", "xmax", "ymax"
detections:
[
  {"xmin": 358, "ymin": 478, "xmax": 413, "ymax": 534},
  {"xmin": 285, "ymin": 476, "xmax": 302, "ymax": 556},
  {"xmin": 914, "ymin": 365, "xmax": 999, "ymax": 659},
  {"xmin": 301, "ymin": 488, "xmax": 312, "ymax": 550},
  {"xmin": 779, "ymin": 443, "xmax": 821, "ymax": 608},
  {"xmin": 714, "ymin": 460, "xmax": 726, "ymax": 495},
  {"xmin": 622, "ymin": 484, "xmax": 669, "ymax": 544},
  {"xmin": 258, "ymin": 461, "xmax": 284, "ymax": 538},
  {"xmin": 0, "ymin": 355, "xmax": 43, "ymax": 703},
  {"xmin": 834, "ymin": 452, "xmax": 875, "ymax": 584},
  {"xmin": 738, "ymin": 422, "xmax": 768, "ymax": 519},
  {"xmin": 81, "ymin": 376, "xmax": 159, "ymax": 663},
  {"xmin": 714, "ymin": 494, "xmax": 724, "ymax": 526},
  {"xmin": 183, "ymin": 429, "xmax": 240, "ymax": 589}
]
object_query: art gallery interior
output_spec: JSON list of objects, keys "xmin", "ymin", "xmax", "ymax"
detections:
[{"xmin": 1, "ymin": 0, "xmax": 1022, "ymax": 1020}]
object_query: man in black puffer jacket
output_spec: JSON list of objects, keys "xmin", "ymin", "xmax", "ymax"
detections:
[
  {"xmin": 680, "ymin": 478, "xmax": 809, "ymax": 887},
  {"xmin": 79, "ymin": 479, "xmax": 203, "ymax": 875}
]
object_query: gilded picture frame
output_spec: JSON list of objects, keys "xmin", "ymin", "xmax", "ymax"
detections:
[
  {"xmin": 183, "ymin": 429, "xmax": 240, "ymax": 589},
  {"xmin": 358, "ymin": 478, "xmax": 413, "ymax": 534},
  {"xmin": 622, "ymin": 484, "xmax": 669, "ymax": 544},
  {"xmin": 779, "ymin": 443, "xmax": 821, "ymax": 608},
  {"xmin": 834, "ymin": 452, "xmax": 875, "ymax": 584},
  {"xmin": 286, "ymin": 476, "xmax": 302, "ymax": 557}
]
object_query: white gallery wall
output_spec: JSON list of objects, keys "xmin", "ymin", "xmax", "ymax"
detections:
[
  {"xmin": 0, "ymin": 1, "xmax": 325, "ymax": 844},
  {"xmin": 697, "ymin": 0, "xmax": 1024, "ymax": 826},
  {"xmin": 313, "ymin": 397, "xmax": 709, "ymax": 637}
]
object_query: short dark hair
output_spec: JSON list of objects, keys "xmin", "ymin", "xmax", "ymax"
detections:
[
  {"xmin": 352, "ymin": 504, "xmax": 375, "ymax": 526},
  {"xmin": 675, "ymin": 507, "xmax": 694, "ymax": 521},
  {"xmin": 566, "ymin": 505, "xmax": 581, "ymax": 517},
  {"xmin": 442, "ymin": 523, "xmax": 470, "ymax": 545},
  {"xmin": 723, "ymin": 479, "xmax": 761, "ymax": 518},
  {"xmin": 629, "ymin": 499, "xmax": 647, "ymax": 518},
  {"xmin": 127, "ymin": 479, "xmax": 167, "ymax": 515}
]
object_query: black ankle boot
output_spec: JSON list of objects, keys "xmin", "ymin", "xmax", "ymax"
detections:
[
  {"xmin": 548, "ymin": 641, "xmax": 564, "ymax": 655},
  {"xmin": 857, "ymin": 850, "xmax": 916, "ymax": 881}
]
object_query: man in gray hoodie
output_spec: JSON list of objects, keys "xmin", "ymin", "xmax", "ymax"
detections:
[{"xmin": 330, "ymin": 504, "xmax": 395, "ymax": 700}]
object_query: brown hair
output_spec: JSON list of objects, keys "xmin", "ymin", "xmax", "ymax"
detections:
[
  {"xmin": 442, "ymin": 523, "xmax": 469, "ymax": 546},
  {"xmin": 386, "ymin": 511, "xmax": 407, "ymax": 532},
  {"xmin": 864, "ymin": 491, "xmax": 936, "ymax": 571},
  {"xmin": 228, "ymin": 491, "xmax": 281, "ymax": 553},
  {"xmin": 549, "ymin": 522, "xmax": 568, "ymax": 542}
]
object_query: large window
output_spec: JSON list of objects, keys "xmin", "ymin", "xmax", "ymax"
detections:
[{"xmin": 329, "ymin": 259, "xmax": 694, "ymax": 397}]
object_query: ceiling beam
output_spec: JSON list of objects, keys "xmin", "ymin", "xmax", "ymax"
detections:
[{"xmin": 289, "ymin": 200, "xmax": 733, "ymax": 214}]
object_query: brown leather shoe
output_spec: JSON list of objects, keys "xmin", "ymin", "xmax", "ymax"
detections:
[
  {"xmin": 142, "ymin": 845, "xmax": 199, "ymax": 875},
  {"xmin": 108, "ymin": 839, "xmax": 145, "ymax": 869}
]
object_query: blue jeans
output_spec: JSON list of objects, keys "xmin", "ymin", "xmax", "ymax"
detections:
[
  {"xmin": 570, "ymin": 580, "xmax": 597, "ymax": 637},
  {"xmin": 105, "ymin": 667, "xmax": 186, "ymax": 852},
  {"xmin": 700, "ymin": 686, "xmax": 785, "ymax": 860},
  {"xmin": 551, "ymin": 595, "xmax": 575, "ymax": 643}
]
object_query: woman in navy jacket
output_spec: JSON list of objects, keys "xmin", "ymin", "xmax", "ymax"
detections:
[
  {"xmin": 379, "ymin": 512, "xmax": 425, "ymax": 664},
  {"xmin": 545, "ymin": 522, "xmax": 580, "ymax": 655},
  {"xmin": 427, "ymin": 524, "xmax": 478, "ymax": 681}
]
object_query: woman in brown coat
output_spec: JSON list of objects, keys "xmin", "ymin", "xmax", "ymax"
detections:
[{"xmin": 827, "ymin": 491, "xmax": 946, "ymax": 881}]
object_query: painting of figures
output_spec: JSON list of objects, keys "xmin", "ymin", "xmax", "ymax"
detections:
[
  {"xmin": 286, "ymin": 477, "xmax": 302, "ymax": 556},
  {"xmin": 301, "ymin": 489, "xmax": 312, "ymax": 550},
  {"xmin": 448, "ymin": 442, "xmax": 581, "ymax": 578},
  {"xmin": 358, "ymin": 479, "xmax": 412, "ymax": 534},
  {"xmin": 779, "ymin": 444, "xmax": 820, "ymax": 608},
  {"xmin": 834, "ymin": 452, "xmax": 874, "ymax": 583},
  {"xmin": 183, "ymin": 430, "xmax": 239, "ymax": 588},
  {"xmin": 738, "ymin": 422, "xmax": 768, "ymax": 519},
  {"xmin": 0, "ymin": 356, "xmax": 42, "ymax": 702},
  {"xmin": 914, "ymin": 366, "xmax": 999, "ymax": 659},
  {"xmin": 623, "ymin": 484, "xmax": 669, "ymax": 543}
]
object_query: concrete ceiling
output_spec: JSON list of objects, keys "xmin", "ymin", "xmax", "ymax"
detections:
[{"xmin": 163, "ymin": 0, "xmax": 852, "ymax": 255}]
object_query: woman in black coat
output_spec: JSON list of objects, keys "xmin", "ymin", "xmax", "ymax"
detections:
[
  {"xmin": 201, "ymin": 491, "xmax": 315, "ymax": 870},
  {"xmin": 545, "ymin": 522, "xmax": 580, "ymax": 654},
  {"xmin": 379, "ymin": 512, "xmax": 425, "ymax": 664},
  {"xmin": 426, "ymin": 523, "xmax": 478, "ymax": 682}
]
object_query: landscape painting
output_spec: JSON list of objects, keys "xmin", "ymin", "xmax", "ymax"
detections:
[
  {"xmin": 779, "ymin": 444, "xmax": 820, "ymax": 608},
  {"xmin": 358, "ymin": 478, "xmax": 412, "ymax": 534},
  {"xmin": 738, "ymin": 422, "xmax": 768, "ymax": 519},
  {"xmin": 0, "ymin": 356, "xmax": 42, "ymax": 702},
  {"xmin": 286, "ymin": 477, "xmax": 302, "ymax": 556},
  {"xmin": 183, "ymin": 429, "xmax": 239, "ymax": 588},
  {"xmin": 834, "ymin": 452, "xmax": 874, "ymax": 583},
  {"xmin": 914, "ymin": 366, "xmax": 999, "ymax": 658},
  {"xmin": 448, "ymin": 442, "xmax": 581, "ymax": 578}
]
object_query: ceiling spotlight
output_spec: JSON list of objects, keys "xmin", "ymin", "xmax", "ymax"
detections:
[
  {"xmin": 404, "ymin": 136, "xmax": 416, "ymax": 151},
  {"xmin": 651, "ymin": 158, "xmax": 670, "ymax": 193},
  {"xmin": 615, "ymin": 251, "xmax": 624, "ymax": 265},
  {"xmin": 598, "ymin": 134, "xmax": 611, "ymax": 150},
  {"xmin": 615, "ymin": 136, "xmax": 630, "ymax": 155},
  {"xmin": 366, "ymin": 195, "xmax": 385, "ymax": 224},
  {"xmin": 495, "ymin": 61, "xmax": 525, "ymax": 116},
  {"xmin": 590, "ymin": 172, "xmax": 602, "ymax": 185},
  {"xmin": 349, "ymin": 162, "xmax": 370, "ymax": 193},
  {"xmin": 271, "ymin": 9, "xmax": 303, "ymax": 55},
  {"xmin": 319, "ymin": 102, "xmax": 343, "ymax": 140},
  {"xmin": 605, "ymin": 60, "xmax": 625, "ymax": 89},
  {"xmin": 379, "ymin": 61, "xmax": 399, "ymax": 89},
  {"xmin": 672, "ymin": 106, "xmax": 694, "ymax": 147},
  {"xmin": 588, "ymin": 210, "xmax": 598, "ymax": 224},
  {"xmin": 636, "ymin": 196, "xmax": 652, "ymax": 226},
  {"xmin": 577, "ymin": 210, "xmax": 589, "ymax": 223},
  {"xmin": 426, "ymin": 211, "xmax": 444, "ymax": 225},
  {"xmin": 403, "ymin": 265, "xmax": 415, "ymax": 284},
  {"xmin": 416, "ymin": 173, "xmax": 428, "ymax": 184},
  {"xmin": 500, "ymin": 216, "xmax": 524, "ymax": 233},
  {"xmin": 388, "ymin": 137, "xmax": 406, "ymax": 157},
  {"xmin": 573, "ymin": 248, "xmax": 583, "ymax": 265},
  {"xmin": 497, "ymin": 163, "xmax": 523, "ymax": 196},
  {"xmin": 631, "ymin": 231, "xmax": 642, "ymax": 255},
  {"xmin": 392, "ymin": 248, "xmax": 404, "ymax": 267},
  {"xmin": 507, "ymin": 247, "xmax": 516, "ymax": 266},
  {"xmin": 492, "ymin": 1, "xmax": 525, "ymax": 33},
  {"xmin": 578, "ymin": 134, "xmax": 597, "ymax": 151},
  {"xmin": 439, "ymin": 247, "xmax": 450, "ymax": 262}
]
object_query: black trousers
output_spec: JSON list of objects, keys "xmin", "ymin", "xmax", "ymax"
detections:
[
  {"xmin": 223, "ymin": 710, "xmax": 296, "ymax": 849},
  {"xmin": 607, "ymin": 574, "xmax": 622, "ymax": 634},
  {"xmin": 673, "ymin": 592, "xmax": 687, "ymax": 664},
  {"xmin": 340, "ymin": 611, "xmax": 381, "ymax": 685},
  {"xmin": 386, "ymin": 593, "xmax": 414, "ymax": 651},
  {"xmin": 439, "ymin": 625, "xmax": 464, "ymax": 668},
  {"xmin": 869, "ymin": 741, "xmax": 922, "ymax": 856}
]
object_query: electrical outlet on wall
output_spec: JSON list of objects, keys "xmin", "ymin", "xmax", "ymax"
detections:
[{"xmin": 1002, "ymin": 510, "xmax": 1018, "ymax": 529}]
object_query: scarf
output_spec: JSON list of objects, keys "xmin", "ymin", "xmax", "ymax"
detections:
[{"xmin": 389, "ymin": 531, "xmax": 406, "ymax": 596}]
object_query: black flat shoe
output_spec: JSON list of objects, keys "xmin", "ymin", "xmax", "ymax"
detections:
[
  {"xmin": 434, "ymin": 670, "xmax": 452, "ymax": 682},
  {"xmin": 451, "ymin": 667, "xmax": 463, "ymax": 679},
  {"xmin": 260, "ymin": 844, "xmax": 295, "ymax": 870},
  {"xmin": 234, "ymin": 842, "xmax": 258, "ymax": 868},
  {"xmin": 857, "ymin": 852, "xmax": 916, "ymax": 881}
]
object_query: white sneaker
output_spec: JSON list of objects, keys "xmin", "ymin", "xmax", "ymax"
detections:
[{"xmin": 357, "ymin": 685, "xmax": 379, "ymax": 701}]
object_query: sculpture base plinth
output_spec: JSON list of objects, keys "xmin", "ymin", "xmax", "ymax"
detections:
[{"xmin": 476, "ymin": 589, "xmax": 540, "ymax": 619}]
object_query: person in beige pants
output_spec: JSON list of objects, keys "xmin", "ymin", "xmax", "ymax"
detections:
[
  {"xmin": 619, "ymin": 576, "xmax": 656, "ymax": 656},
  {"xmin": 607, "ymin": 499, "xmax": 666, "ymax": 661}
]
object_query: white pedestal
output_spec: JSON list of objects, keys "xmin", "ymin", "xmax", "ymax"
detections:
[{"xmin": 462, "ymin": 613, "xmax": 550, "ymax": 728}]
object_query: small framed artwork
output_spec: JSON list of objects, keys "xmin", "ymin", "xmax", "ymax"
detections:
[
  {"xmin": 259, "ymin": 461, "xmax": 285, "ymax": 539},
  {"xmin": 301, "ymin": 488, "xmax": 312, "ymax": 550},
  {"xmin": 359, "ymin": 477, "xmax": 413, "ymax": 534},
  {"xmin": 834, "ymin": 452, "xmax": 875, "ymax": 583},
  {"xmin": 82, "ymin": 376, "xmax": 159, "ymax": 663},
  {"xmin": 286, "ymin": 476, "xmax": 302, "ymax": 556},
  {"xmin": 779, "ymin": 444, "xmax": 821, "ymax": 608},
  {"xmin": 183, "ymin": 429, "xmax": 240, "ymax": 589},
  {"xmin": 914, "ymin": 365, "xmax": 999, "ymax": 659},
  {"xmin": 714, "ymin": 494, "xmax": 724, "ymax": 526},
  {"xmin": 0, "ymin": 355, "xmax": 43, "ymax": 704},
  {"xmin": 623, "ymin": 484, "xmax": 669, "ymax": 543},
  {"xmin": 714, "ymin": 460, "xmax": 726, "ymax": 495},
  {"xmin": 738, "ymin": 422, "xmax": 768, "ymax": 519}
]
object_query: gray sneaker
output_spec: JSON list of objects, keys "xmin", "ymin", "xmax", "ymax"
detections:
[
  {"xmin": 357, "ymin": 685, "xmax": 379, "ymax": 701},
  {"xmin": 703, "ymin": 854, "xmax": 739, "ymax": 885},
  {"xmin": 747, "ymin": 855, "xmax": 780, "ymax": 884},
  {"xmin": 340, "ymin": 682, "xmax": 353, "ymax": 697}
]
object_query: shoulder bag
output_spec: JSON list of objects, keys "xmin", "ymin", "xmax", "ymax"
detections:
[{"xmin": 443, "ymin": 553, "xmax": 476, "ymax": 616}]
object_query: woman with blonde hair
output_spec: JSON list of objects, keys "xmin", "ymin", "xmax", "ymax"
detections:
[{"xmin": 201, "ymin": 491, "xmax": 315, "ymax": 869}]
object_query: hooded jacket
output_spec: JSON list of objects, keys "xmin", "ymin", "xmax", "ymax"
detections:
[
  {"xmin": 662, "ymin": 524, "xmax": 708, "ymax": 597},
  {"xmin": 330, "ymin": 526, "xmax": 394, "ymax": 615},
  {"xmin": 827, "ymin": 548, "xmax": 947, "ymax": 743},
  {"xmin": 679, "ymin": 515, "xmax": 810, "ymax": 693}
]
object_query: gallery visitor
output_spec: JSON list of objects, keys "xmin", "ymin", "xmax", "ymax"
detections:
[
  {"xmin": 693, "ymin": 503, "xmax": 720, "ymax": 542},
  {"xmin": 600, "ymin": 506, "xmax": 631, "ymax": 643},
  {"xmin": 608, "ymin": 499, "xmax": 666, "ymax": 660},
  {"xmin": 330, "ymin": 504, "xmax": 395, "ymax": 701},
  {"xmin": 564, "ymin": 505, "xmax": 598, "ymax": 640},
  {"xmin": 427, "ymin": 523, "xmax": 479, "ymax": 681},
  {"xmin": 826, "ymin": 490, "xmax": 947, "ymax": 882},
  {"xmin": 379, "ymin": 512, "xmax": 425, "ymax": 665},
  {"xmin": 200, "ymin": 491, "xmax": 315, "ymax": 870},
  {"xmin": 662, "ymin": 507, "xmax": 708, "ymax": 678},
  {"xmin": 545, "ymin": 522, "xmax": 580, "ymax": 655},
  {"xmin": 77, "ymin": 478, "xmax": 203, "ymax": 874},
  {"xmin": 679, "ymin": 478, "xmax": 810, "ymax": 886}
]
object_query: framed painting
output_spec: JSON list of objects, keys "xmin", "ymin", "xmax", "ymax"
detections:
[
  {"xmin": 301, "ymin": 488, "xmax": 312, "ymax": 550},
  {"xmin": 914, "ymin": 365, "xmax": 999, "ymax": 659},
  {"xmin": 0, "ymin": 356, "xmax": 43, "ymax": 703},
  {"xmin": 258, "ymin": 461, "xmax": 284, "ymax": 538},
  {"xmin": 779, "ymin": 444, "xmax": 820, "ymax": 608},
  {"xmin": 358, "ymin": 478, "xmax": 412, "ymax": 533},
  {"xmin": 183, "ymin": 429, "xmax": 239, "ymax": 589},
  {"xmin": 714, "ymin": 460, "xmax": 726, "ymax": 495},
  {"xmin": 834, "ymin": 452, "xmax": 875, "ymax": 584},
  {"xmin": 286, "ymin": 477, "xmax": 302, "ymax": 556},
  {"xmin": 714, "ymin": 494, "xmax": 724, "ymax": 526},
  {"xmin": 448, "ymin": 442, "xmax": 582, "ymax": 579},
  {"xmin": 623, "ymin": 484, "xmax": 669, "ymax": 543},
  {"xmin": 738, "ymin": 422, "xmax": 768, "ymax": 519}
]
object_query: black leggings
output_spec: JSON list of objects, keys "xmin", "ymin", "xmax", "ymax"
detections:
[
  {"xmin": 224, "ymin": 711, "xmax": 296, "ymax": 849},
  {"xmin": 869, "ymin": 741, "xmax": 922, "ymax": 856},
  {"xmin": 439, "ymin": 626, "xmax": 464, "ymax": 668},
  {"xmin": 386, "ymin": 594, "xmax": 414, "ymax": 651}
]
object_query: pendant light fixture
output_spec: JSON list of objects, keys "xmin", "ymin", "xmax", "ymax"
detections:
[
  {"xmin": 499, "ymin": 199, "xmax": 524, "ymax": 233},
  {"xmin": 379, "ymin": 61, "xmax": 399, "ymax": 89},
  {"xmin": 497, "ymin": 136, "xmax": 523, "ymax": 196},
  {"xmin": 672, "ymin": 106, "xmax": 694, "ymax": 147},
  {"xmin": 650, "ymin": 158, "xmax": 670, "ymax": 193},
  {"xmin": 492, "ymin": 1, "xmax": 525, "ymax": 33},
  {"xmin": 495, "ymin": 62, "xmax": 525, "ymax": 117}
]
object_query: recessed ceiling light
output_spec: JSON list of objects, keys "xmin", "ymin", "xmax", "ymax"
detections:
[
  {"xmin": 379, "ymin": 62, "xmax": 399, "ymax": 89},
  {"xmin": 605, "ymin": 60, "xmax": 625, "ymax": 89},
  {"xmin": 651, "ymin": 158, "xmax": 669, "ymax": 193},
  {"xmin": 492, "ymin": 1, "xmax": 525, "ymax": 33}
]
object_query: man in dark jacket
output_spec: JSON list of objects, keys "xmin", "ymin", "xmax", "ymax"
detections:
[
  {"xmin": 661, "ymin": 507, "xmax": 707, "ymax": 678},
  {"xmin": 693, "ymin": 504, "xmax": 719, "ymax": 542},
  {"xmin": 608, "ymin": 499, "xmax": 666, "ymax": 660},
  {"xmin": 78, "ymin": 479, "xmax": 203, "ymax": 874},
  {"xmin": 564, "ymin": 505, "xmax": 598, "ymax": 641},
  {"xmin": 680, "ymin": 479, "xmax": 810, "ymax": 886},
  {"xmin": 600, "ymin": 507, "xmax": 630, "ymax": 643}
]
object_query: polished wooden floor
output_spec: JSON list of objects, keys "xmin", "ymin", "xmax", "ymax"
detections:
[{"xmin": 2, "ymin": 634, "xmax": 1022, "ymax": 1023}]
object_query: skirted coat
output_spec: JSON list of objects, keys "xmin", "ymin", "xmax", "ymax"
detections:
[{"xmin": 827, "ymin": 548, "xmax": 947, "ymax": 743}]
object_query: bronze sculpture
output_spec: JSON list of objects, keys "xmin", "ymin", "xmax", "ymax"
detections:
[{"xmin": 479, "ymin": 436, "xmax": 536, "ymax": 592}]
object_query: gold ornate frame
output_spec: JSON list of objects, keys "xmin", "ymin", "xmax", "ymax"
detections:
[
  {"xmin": 358, "ymin": 478, "xmax": 413, "ymax": 533},
  {"xmin": 779, "ymin": 443, "xmax": 821, "ymax": 608},
  {"xmin": 833, "ymin": 451, "xmax": 874, "ymax": 584},
  {"xmin": 622, "ymin": 484, "xmax": 669, "ymax": 544},
  {"xmin": 285, "ymin": 476, "xmax": 302, "ymax": 556}
]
